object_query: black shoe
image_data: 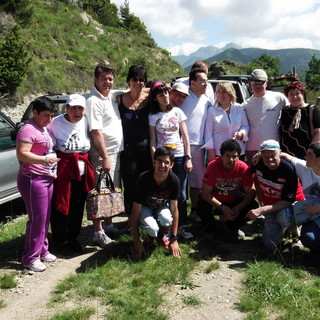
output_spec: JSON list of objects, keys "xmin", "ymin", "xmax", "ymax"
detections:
[{"xmin": 67, "ymin": 240, "xmax": 86, "ymax": 253}]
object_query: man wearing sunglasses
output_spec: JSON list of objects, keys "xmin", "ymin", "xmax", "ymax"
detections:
[
  {"xmin": 131, "ymin": 146, "xmax": 182, "ymax": 258},
  {"xmin": 242, "ymin": 69, "xmax": 288, "ymax": 164}
]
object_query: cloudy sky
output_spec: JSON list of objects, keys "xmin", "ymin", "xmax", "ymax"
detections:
[{"xmin": 111, "ymin": 0, "xmax": 320, "ymax": 56}]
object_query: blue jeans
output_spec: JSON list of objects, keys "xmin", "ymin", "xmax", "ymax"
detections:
[
  {"xmin": 263, "ymin": 207, "xmax": 293, "ymax": 251},
  {"xmin": 300, "ymin": 221, "xmax": 320, "ymax": 253},
  {"xmin": 172, "ymin": 156, "xmax": 188, "ymax": 226}
]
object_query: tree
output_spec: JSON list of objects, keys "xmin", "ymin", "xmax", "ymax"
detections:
[
  {"xmin": 82, "ymin": 0, "xmax": 120, "ymax": 27},
  {"xmin": 120, "ymin": 0, "xmax": 147, "ymax": 34},
  {"xmin": 246, "ymin": 53, "xmax": 281, "ymax": 79},
  {"xmin": 305, "ymin": 55, "xmax": 320, "ymax": 92},
  {"xmin": 0, "ymin": 26, "xmax": 31, "ymax": 95},
  {"xmin": 0, "ymin": 0, "xmax": 33, "ymax": 26}
]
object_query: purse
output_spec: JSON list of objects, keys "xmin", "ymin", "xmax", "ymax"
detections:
[{"xmin": 86, "ymin": 170, "xmax": 125, "ymax": 220}]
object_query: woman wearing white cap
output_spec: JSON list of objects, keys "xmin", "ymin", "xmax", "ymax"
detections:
[{"xmin": 48, "ymin": 94, "xmax": 94, "ymax": 253}]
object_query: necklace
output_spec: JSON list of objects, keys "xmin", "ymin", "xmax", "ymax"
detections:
[{"xmin": 128, "ymin": 93, "xmax": 142, "ymax": 119}]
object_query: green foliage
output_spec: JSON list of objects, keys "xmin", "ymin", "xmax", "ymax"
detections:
[
  {"xmin": 0, "ymin": 25, "xmax": 31, "ymax": 95},
  {"xmin": 246, "ymin": 53, "xmax": 281, "ymax": 80},
  {"xmin": 0, "ymin": 273, "xmax": 17, "ymax": 289},
  {"xmin": 82, "ymin": 0, "xmax": 121, "ymax": 27},
  {"xmin": 239, "ymin": 261, "xmax": 320, "ymax": 319},
  {"xmin": 120, "ymin": 0, "xmax": 148, "ymax": 35},
  {"xmin": 305, "ymin": 55, "xmax": 320, "ymax": 92},
  {"xmin": 0, "ymin": 0, "xmax": 33, "ymax": 25}
]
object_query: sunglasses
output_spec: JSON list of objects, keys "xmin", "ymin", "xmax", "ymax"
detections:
[{"xmin": 251, "ymin": 81, "xmax": 266, "ymax": 85}]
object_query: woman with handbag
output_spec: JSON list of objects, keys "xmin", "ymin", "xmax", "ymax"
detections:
[
  {"xmin": 48, "ymin": 94, "xmax": 94, "ymax": 253},
  {"xmin": 16, "ymin": 97, "xmax": 60, "ymax": 272},
  {"xmin": 280, "ymin": 81, "xmax": 320, "ymax": 159}
]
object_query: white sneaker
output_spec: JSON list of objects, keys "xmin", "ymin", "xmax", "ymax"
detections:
[
  {"xmin": 23, "ymin": 259, "xmax": 46, "ymax": 272},
  {"xmin": 93, "ymin": 230, "xmax": 115, "ymax": 248},
  {"xmin": 41, "ymin": 253, "xmax": 57, "ymax": 262},
  {"xmin": 178, "ymin": 225, "xmax": 194, "ymax": 239},
  {"xmin": 189, "ymin": 211, "xmax": 201, "ymax": 222}
]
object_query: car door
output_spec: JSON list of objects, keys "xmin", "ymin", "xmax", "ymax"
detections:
[{"xmin": 0, "ymin": 112, "xmax": 20, "ymax": 204}]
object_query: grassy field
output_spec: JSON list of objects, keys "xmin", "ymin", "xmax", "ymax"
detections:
[{"xmin": 1, "ymin": 214, "xmax": 320, "ymax": 319}]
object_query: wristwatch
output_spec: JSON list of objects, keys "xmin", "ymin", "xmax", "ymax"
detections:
[
  {"xmin": 170, "ymin": 234, "xmax": 178, "ymax": 241},
  {"xmin": 185, "ymin": 154, "xmax": 192, "ymax": 160}
]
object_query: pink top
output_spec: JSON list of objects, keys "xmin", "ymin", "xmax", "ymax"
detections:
[{"xmin": 17, "ymin": 120, "xmax": 57, "ymax": 177}]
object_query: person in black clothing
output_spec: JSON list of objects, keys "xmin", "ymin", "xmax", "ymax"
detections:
[{"xmin": 131, "ymin": 146, "xmax": 182, "ymax": 258}]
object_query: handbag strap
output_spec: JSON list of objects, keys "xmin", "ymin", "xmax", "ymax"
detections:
[
  {"xmin": 96, "ymin": 169, "xmax": 116, "ymax": 193},
  {"xmin": 309, "ymin": 104, "xmax": 314, "ymax": 133}
]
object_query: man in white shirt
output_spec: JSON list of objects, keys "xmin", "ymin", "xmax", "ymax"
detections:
[
  {"xmin": 242, "ymin": 69, "xmax": 288, "ymax": 164},
  {"xmin": 176, "ymin": 61, "xmax": 215, "ymax": 103},
  {"xmin": 86, "ymin": 63, "xmax": 124, "ymax": 247},
  {"xmin": 178, "ymin": 68, "xmax": 212, "ymax": 220}
]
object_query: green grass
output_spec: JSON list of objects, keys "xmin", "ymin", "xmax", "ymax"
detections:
[
  {"xmin": 48, "ymin": 236, "xmax": 197, "ymax": 320},
  {"xmin": 182, "ymin": 294, "xmax": 202, "ymax": 306},
  {"xmin": 0, "ymin": 273, "xmax": 17, "ymax": 289},
  {"xmin": 0, "ymin": 299, "xmax": 5, "ymax": 309},
  {"xmin": 47, "ymin": 307, "xmax": 95, "ymax": 320},
  {"xmin": 239, "ymin": 260, "xmax": 320, "ymax": 320},
  {"xmin": 204, "ymin": 261, "xmax": 220, "ymax": 273}
]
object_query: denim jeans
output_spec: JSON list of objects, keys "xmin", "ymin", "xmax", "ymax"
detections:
[
  {"xmin": 172, "ymin": 156, "xmax": 188, "ymax": 225},
  {"xmin": 139, "ymin": 205, "xmax": 173, "ymax": 238},
  {"xmin": 300, "ymin": 220, "xmax": 320, "ymax": 253},
  {"xmin": 263, "ymin": 207, "xmax": 293, "ymax": 251}
]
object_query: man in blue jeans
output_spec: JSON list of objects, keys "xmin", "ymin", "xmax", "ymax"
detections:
[
  {"xmin": 131, "ymin": 146, "xmax": 182, "ymax": 258},
  {"xmin": 247, "ymin": 140, "xmax": 304, "ymax": 251}
]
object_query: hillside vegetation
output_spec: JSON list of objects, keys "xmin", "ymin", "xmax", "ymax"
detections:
[{"xmin": 0, "ymin": 0, "xmax": 183, "ymax": 105}]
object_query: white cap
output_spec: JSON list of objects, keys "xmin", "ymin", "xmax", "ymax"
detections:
[
  {"xmin": 66, "ymin": 94, "xmax": 86, "ymax": 108},
  {"xmin": 172, "ymin": 82, "xmax": 190, "ymax": 96}
]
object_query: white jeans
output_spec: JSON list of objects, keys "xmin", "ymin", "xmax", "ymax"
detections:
[{"xmin": 139, "ymin": 205, "xmax": 173, "ymax": 237}]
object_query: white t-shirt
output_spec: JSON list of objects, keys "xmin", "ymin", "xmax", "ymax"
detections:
[
  {"xmin": 203, "ymin": 103, "xmax": 249, "ymax": 155},
  {"xmin": 149, "ymin": 107, "xmax": 187, "ymax": 157},
  {"xmin": 178, "ymin": 90, "xmax": 211, "ymax": 145},
  {"xmin": 291, "ymin": 157, "xmax": 320, "ymax": 197},
  {"xmin": 86, "ymin": 86, "xmax": 124, "ymax": 154},
  {"xmin": 242, "ymin": 90, "xmax": 288, "ymax": 151},
  {"xmin": 48, "ymin": 114, "xmax": 91, "ymax": 175}
]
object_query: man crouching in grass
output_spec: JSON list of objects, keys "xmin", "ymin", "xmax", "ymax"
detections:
[{"xmin": 131, "ymin": 146, "xmax": 182, "ymax": 258}]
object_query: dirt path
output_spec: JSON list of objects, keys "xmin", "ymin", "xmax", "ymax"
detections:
[{"xmin": 0, "ymin": 217, "xmax": 263, "ymax": 320}]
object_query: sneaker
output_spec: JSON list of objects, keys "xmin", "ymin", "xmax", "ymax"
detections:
[
  {"xmin": 104, "ymin": 223, "xmax": 121, "ymax": 239},
  {"xmin": 189, "ymin": 211, "xmax": 201, "ymax": 222},
  {"xmin": 40, "ymin": 253, "xmax": 57, "ymax": 262},
  {"xmin": 178, "ymin": 225, "xmax": 194, "ymax": 239},
  {"xmin": 93, "ymin": 230, "xmax": 115, "ymax": 248},
  {"xmin": 157, "ymin": 232, "xmax": 170, "ymax": 250},
  {"xmin": 23, "ymin": 259, "xmax": 46, "ymax": 272},
  {"xmin": 238, "ymin": 229, "xmax": 246, "ymax": 238}
]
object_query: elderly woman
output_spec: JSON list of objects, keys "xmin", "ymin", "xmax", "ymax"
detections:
[
  {"xmin": 16, "ymin": 97, "xmax": 60, "ymax": 272},
  {"xmin": 116, "ymin": 65, "xmax": 152, "ymax": 223},
  {"xmin": 280, "ymin": 81, "xmax": 320, "ymax": 159},
  {"xmin": 48, "ymin": 94, "xmax": 94, "ymax": 253},
  {"xmin": 203, "ymin": 81, "xmax": 249, "ymax": 162}
]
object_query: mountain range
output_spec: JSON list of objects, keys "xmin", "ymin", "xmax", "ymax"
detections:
[{"xmin": 173, "ymin": 43, "xmax": 320, "ymax": 75}]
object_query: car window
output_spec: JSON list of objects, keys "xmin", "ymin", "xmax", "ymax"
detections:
[{"xmin": 0, "ymin": 116, "xmax": 16, "ymax": 151}]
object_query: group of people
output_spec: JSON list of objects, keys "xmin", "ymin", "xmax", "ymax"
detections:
[{"xmin": 16, "ymin": 60, "xmax": 320, "ymax": 271}]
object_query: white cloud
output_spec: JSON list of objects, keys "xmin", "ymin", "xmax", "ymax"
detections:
[{"xmin": 111, "ymin": 0, "xmax": 320, "ymax": 53}]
